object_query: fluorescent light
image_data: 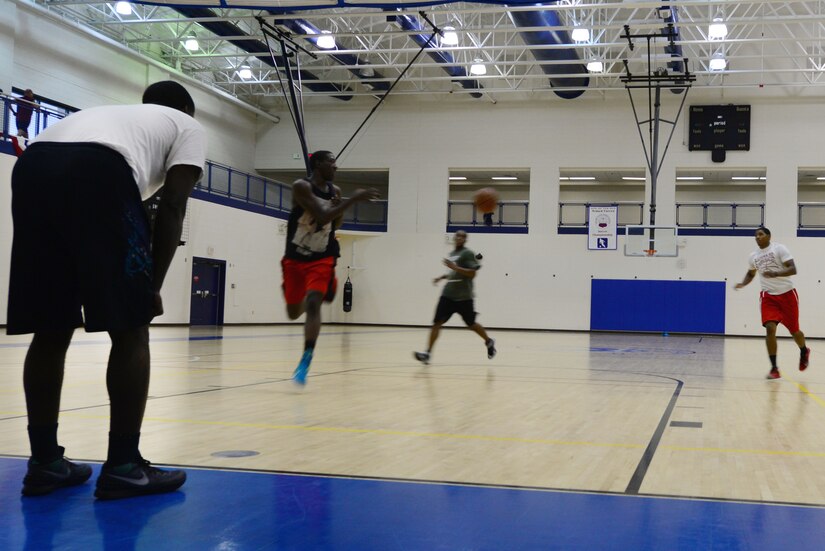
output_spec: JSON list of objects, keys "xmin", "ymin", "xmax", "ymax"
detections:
[
  {"xmin": 238, "ymin": 66, "xmax": 252, "ymax": 80},
  {"xmin": 184, "ymin": 38, "xmax": 199, "ymax": 51},
  {"xmin": 492, "ymin": 176, "xmax": 518, "ymax": 181},
  {"xmin": 816, "ymin": 177, "xmax": 825, "ymax": 181},
  {"xmin": 568, "ymin": 176, "xmax": 595, "ymax": 181},
  {"xmin": 317, "ymin": 30, "xmax": 336, "ymax": 50},
  {"xmin": 448, "ymin": 176, "xmax": 467, "ymax": 181},
  {"xmin": 441, "ymin": 26, "xmax": 459, "ymax": 46},
  {"xmin": 708, "ymin": 18, "xmax": 728, "ymax": 40},
  {"xmin": 469, "ymin": 60, "xmax": 487, "ymax": 76},
  {"xmin": 731, "ymin": 176, "xmax": 765, "ymax": 181},
  {"xmin": 571, "ymin": 27, "xmax": 590, "ymax": 42},
  {"xmin": 115, "ymin": 1, "xmax": 132, "ymax": 15},
  {"xmin": 586, "ymin": 60, "xmax": 604, "ymax": 73},
  {"xmin": 676, "ymin": 176, "xmax": 704, "ymax": 180},
  {"xmin": 559, "ymin": 177, "xmax": 569, "ymax": 181},
  {"xmin": 622, "ymin": 177, "xmax": 646, "ymax": 181},
  {"xmin": 709, "ymin": 54, "xmax": 727, "ymax": 71}
]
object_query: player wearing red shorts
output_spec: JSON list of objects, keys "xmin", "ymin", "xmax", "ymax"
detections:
[
  {"xmin": 735, "ymin": 226, "xmax": 810, "ymax": 380},
  {"xmin": 282, "ymin": 151, "xmax": 378, "ymax": 385}
]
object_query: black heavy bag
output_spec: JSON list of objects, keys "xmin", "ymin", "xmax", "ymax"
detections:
[{"xmin": 343, "ymin": 277, "xmax": 353, "ymax": 312}]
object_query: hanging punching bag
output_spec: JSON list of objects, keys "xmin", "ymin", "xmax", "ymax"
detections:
[{"xmin": 343, "ymin": 276, "xmax": 353, "ymax": 312}]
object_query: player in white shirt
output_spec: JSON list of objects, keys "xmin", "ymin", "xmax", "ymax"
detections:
[
  {"xmin": 8, "ymin": 81, "xmax": 206, "ymax": 499},
  {"xmin": 734, "ymin": 226, "xmax": 810, "ymax": 380}
]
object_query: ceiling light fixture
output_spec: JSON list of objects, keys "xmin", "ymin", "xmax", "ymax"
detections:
[
  {"xmin": 492, "ymin": 176, "xmax": 518, "ymax": 181},
  {"xmin": 731, "ymin": 176, "xmax": 764, "ymax": 181},
  {"xmin": 238, "ymin": 66, "xmax": 253, "ymax": 80},
  {"xmin": 586, "ymin": 60, "xmax": 604, "ymax": 73},
  {"xmin": 568, "ymin": 176, "xmax": 596, "ymax": 181},
  {"xmin": 708, "ymin": 16, "xmax": 728, "ymax": 40},
  {"xmin": 621, "ymin": 177, "xmax": 646, "ymax": 181},
  {"xmin": 441, "ymin": 26, "xmax": 459, "ymax": 46},
  {"xmin": 184, "ymin": 37, "xmax": 199, "ymax": 51},
  {"xmin": 676, "ymin": 176, "xmax": 704, "ymax": 180},
  {"xmin": 469, "ymin": 59, "xmax": 487, "ymax": 76},
  {"xmin": 709, "ymin": 53, "xmax": 727, "ymax": 71},
  {"xmin": 115, "ymin": 1, "xmax": 132, "ymax": 15},
  {"xmin": 571, "ymin": 27, "xmax": 590, "ymax": 42},
  {"xmin": 317, "ymin": 30, "xmax": 336, "ymax": 50},
  {"xmin": 449, "ymin": 176, "xmax": 467, "ymax": 181}
]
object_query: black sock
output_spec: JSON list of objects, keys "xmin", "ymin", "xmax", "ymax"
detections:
[
  {"xmin": 28, "ymin": 424, "xmax": 60, "ymax": 463},
  {"xmin": 769, "ymin": 355, "xmax": 778, "ymax": 369},
  {"xmin": 801, "ymin": 347, "xmax": 808, "ymax": 355},
  {"xmin": 304, "ymin": 340, "xmax": 315, "ymax": 352},
  {"xmin": 107, "ymin": 432, "xmax": 141, "ymax": 466}
]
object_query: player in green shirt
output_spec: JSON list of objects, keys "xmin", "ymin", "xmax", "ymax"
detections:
[{"xmin": 414, "ymin": 230, "xmax": 496, "ymax": 364}]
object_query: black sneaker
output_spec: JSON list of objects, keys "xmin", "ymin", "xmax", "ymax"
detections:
[
  {"xmin": 414, "ymin": 351, "xmax": 430, "ymax": 365},
  {"xmin": 486, "ymin": 338, "xmax": 497, "ymax": 360},
  {"xmin": 22, "ymin": 446, "xmax": 92, "ymax": 496},
  {"xmin": 95, "ymin": 457, "xmax": 186, "ymax": 500}
]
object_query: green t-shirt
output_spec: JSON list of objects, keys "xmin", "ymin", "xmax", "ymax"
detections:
[{"xmin": 441, "ymin": 247, "xmax": 479, "ymax": 301}]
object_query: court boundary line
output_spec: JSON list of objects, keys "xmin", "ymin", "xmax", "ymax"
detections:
[
  {"xmin": 2, "ymin": 454, "xmax": 824, "ymax": 510},
  {"xmin": 625, "ymin": 373, "xmax": 684, "ymax": 494}
]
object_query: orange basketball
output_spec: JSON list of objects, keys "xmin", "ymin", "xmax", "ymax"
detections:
[{"xmin": 473, "ymin": 187, "xmax": 499, "ymax": 214}]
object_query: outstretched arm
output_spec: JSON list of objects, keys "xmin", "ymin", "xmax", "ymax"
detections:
[{"xmin": 293, "ymin": 180, "xmax": 378, "ymax": 227}]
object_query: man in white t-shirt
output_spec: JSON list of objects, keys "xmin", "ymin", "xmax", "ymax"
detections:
[
  {"xmin": 7, "ymin": 81, "xmax": 206, "ymax": 499},
  {"xmin": 734, "ymin": 226, "xmax": 810, "ymax": 380}
]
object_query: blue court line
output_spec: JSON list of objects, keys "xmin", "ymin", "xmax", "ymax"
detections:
[{"xmin": 1, "ymin": 456, "xmax": 823, "ymax": 550}]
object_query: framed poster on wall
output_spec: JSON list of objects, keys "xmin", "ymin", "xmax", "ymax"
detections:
[{"xmin": 588, "ymin": 205, "xmax": 618, "ymax": 250}]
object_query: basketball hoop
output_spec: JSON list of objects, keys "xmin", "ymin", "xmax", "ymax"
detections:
[{"xmin": 643, "ymin": 249, "xmax": 657, "ymax": 257}]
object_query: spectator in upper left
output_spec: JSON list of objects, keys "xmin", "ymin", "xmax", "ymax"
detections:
[{"xmin": 13, "ymin": 89, "xmax": 38, "ymax": 139}]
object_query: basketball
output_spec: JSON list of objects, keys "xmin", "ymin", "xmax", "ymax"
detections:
[{"xmin": 473, "ymin": 187, "xmax": 499, "ymax": 214}]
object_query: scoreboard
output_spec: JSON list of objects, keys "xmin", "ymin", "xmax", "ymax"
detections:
[{"xmin": 688, "ymin": 104, "xmax": 750, "ymax": 151}]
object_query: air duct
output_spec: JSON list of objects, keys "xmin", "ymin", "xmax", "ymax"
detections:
[
  {"xmin": 173, "ymin": 7, "xmax": 353, "ymax": 100},
  {"xmin": 274, "ymin": 17, "xmax": 391, "ymax": 93},
  {"xmin": 658, "ymin": 5, "xmax": 687, "ymax": 94},
  {"xmin": 508, "ymin": 6, "xmax": 589, "ymax": 99},
  {"xmin": 389, "ymin": 13, "xmax": 483, "ymax": 99}
]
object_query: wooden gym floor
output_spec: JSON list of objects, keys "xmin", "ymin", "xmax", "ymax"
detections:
[{"xmin": 2, "ymin": 325, "xmax": 825, "ymax": 549}]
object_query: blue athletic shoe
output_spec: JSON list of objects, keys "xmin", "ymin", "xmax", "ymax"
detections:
[{"xmin": 293, "ymin": 349, "xmax": 313, "ymax": 385}]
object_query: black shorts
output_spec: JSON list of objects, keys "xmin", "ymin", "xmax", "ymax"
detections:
[
  {"xmin": 433, "ymin": 297, "xmax": 477, "ymax": 326},
  {"xmin": 6, "ymin": 142, "xmax": 154, "ymax": 334}
]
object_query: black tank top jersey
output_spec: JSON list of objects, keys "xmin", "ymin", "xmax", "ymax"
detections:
[{"xmin": 284, "ymin": 180, "xmax": 340, "ymax": 261}]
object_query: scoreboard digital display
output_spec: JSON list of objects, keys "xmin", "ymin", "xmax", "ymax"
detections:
[{"xmin": 689, "ymin": 105, "xmax": 750, "ymax": 151}]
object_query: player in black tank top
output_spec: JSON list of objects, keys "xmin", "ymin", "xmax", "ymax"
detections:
[{"xmin": 281, "ymin": 151, "xmax": 379, "ymax": 385}]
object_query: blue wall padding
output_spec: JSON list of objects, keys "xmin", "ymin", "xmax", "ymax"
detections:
[{"xmin": 590, "ymin": 279, "xmax": 725, "ymax": 334}]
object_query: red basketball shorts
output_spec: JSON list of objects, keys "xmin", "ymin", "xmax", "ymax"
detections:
[
  {"xmin": 760, "ymin": 289, "xmax": 800, "ymax": 333},
  {"xmin": 281, "ymin": 256, "xmax": 336, "ymax": 306}
]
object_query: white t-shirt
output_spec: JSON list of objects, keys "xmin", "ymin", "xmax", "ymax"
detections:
[
  {"xmin": 33, "ymin": 104, "xmax": 206, "ymax": 200},
  {"xmin": 748, "ymin": 242, "xmax": 795, "ymax": 295}
]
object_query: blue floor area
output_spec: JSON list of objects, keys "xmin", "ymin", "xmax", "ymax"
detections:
[{"xmin": 1, "ymin": 456, "xmax": 823, "ymax": 550}]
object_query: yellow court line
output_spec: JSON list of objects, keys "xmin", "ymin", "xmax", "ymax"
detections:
[
  {"xmin": 784, "ymin": 376, "xmax": 825, "ymax": 409},
  {"xmin": 29, "ymin": 411, "xmax": 825, "ymax": 459}
]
